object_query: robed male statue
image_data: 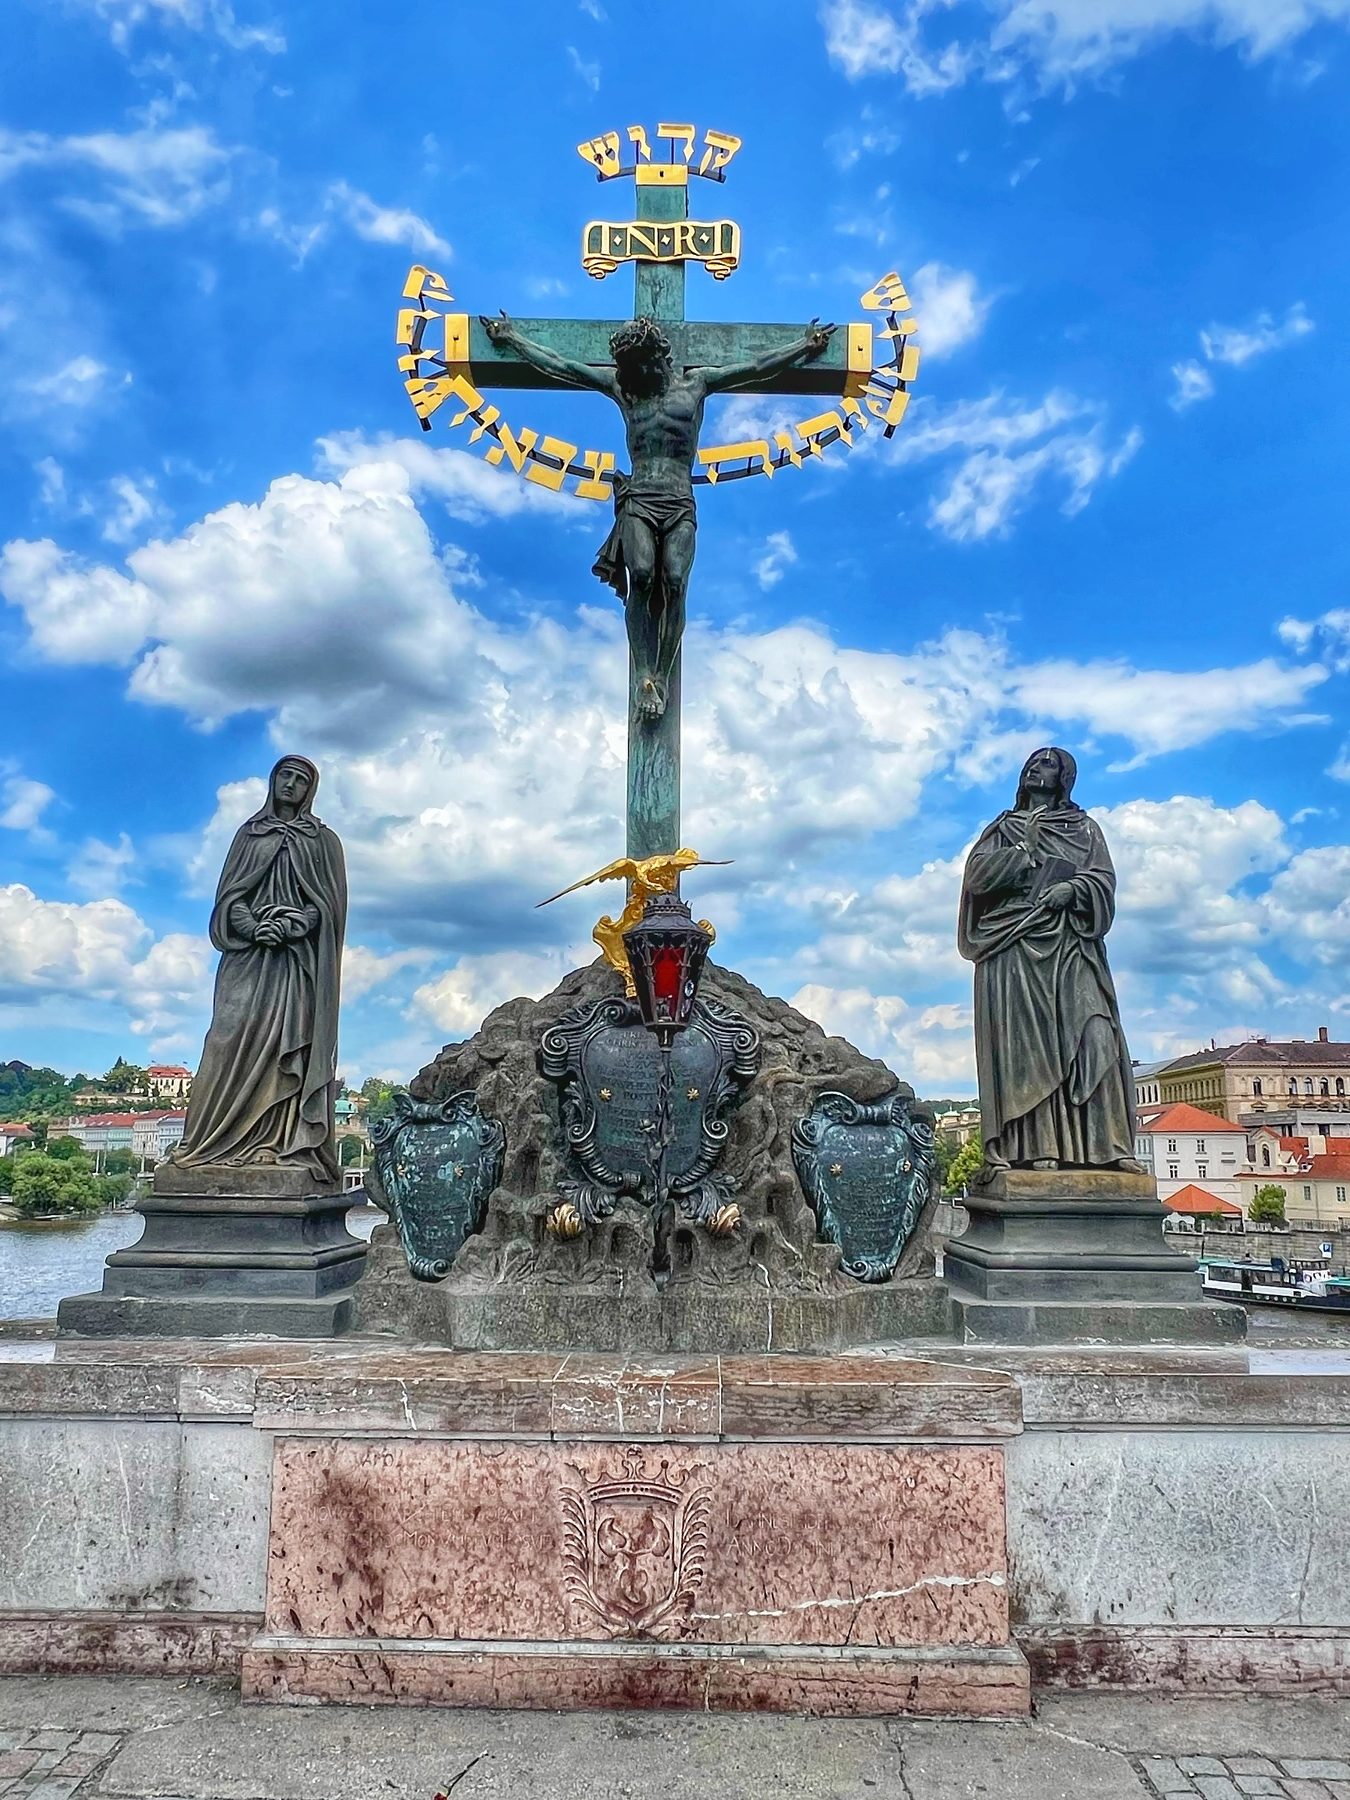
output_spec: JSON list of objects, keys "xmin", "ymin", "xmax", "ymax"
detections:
[
  {"xmin": 481, "ymin": 311, "xmax": 834, "ymax": 722},
  {"xmin": 958, "ymin": 747, "xmax": 1141, "ymax": 1173},
  {"xmin": 170, "ymin": 755, "xmax": 347, "ymax": 1183}
]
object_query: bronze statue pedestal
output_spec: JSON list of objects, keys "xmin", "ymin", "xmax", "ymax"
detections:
[
  {"xmin": 56, "ymin": 1165, "xmax": 368, "ymax": 1340},
  {"xmin": 942, "ymin": 1168, "xmax": 1244, "ymax": 1346}
]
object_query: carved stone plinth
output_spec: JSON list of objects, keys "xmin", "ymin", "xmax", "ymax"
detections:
[
  {"xmin": 56, "ymin": 1165, "xmax": 367, "ymax": 1340},
  {"xmin": 355, "ymin": 959, "xmax": 950, "ymax": 1354},
  {"xmin": 942, "ymin": 1168, "xmax": 1244, "ymax": 1345},
  {"xmin": 241, "ymin": 1352, "xmax": 1029, "ymax": 1719}
]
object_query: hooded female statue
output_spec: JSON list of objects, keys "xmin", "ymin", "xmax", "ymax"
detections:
[
  {"xmin": 958, "ymin": 747, "xmax": 1140, "ymax": 1172},
  {"xmin": 171, "ymin": 755, "xmax": 346, "ymax": 1182}
]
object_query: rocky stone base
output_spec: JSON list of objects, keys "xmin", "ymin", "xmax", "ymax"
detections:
[{"xmin": 357, "ymin": 959, "xmax": 946, "ymax": 1353}]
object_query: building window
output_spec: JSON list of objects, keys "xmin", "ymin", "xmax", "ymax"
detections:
[
  {"xmin": 1262, "ymin": 1146, "xmax": 1272, "ymax": 1167},
  {"xmin": 1289, "ymin": 1080, "xmax": 1298, "ymax": 1095},
  {"xmin": 1305, "ymin": 1186, "xmax": 1313, "ymax": 1203},
  {"xmin": 1338, "ymin": 1079, "xmax": 1346, "ymax": 1097},
  {"xmin": 1168, "ymin": 1164, "xmax": 1179, "ymax": 1180},
  {"xmin": 1305, "ymin": 1078, "xmax": 1314, "ymax": 1094},
  {"xmin": 1196, "ymin": 1139, "xmax": 1206, "ymax": 1154},
  {"xmin": 1253, "ymin": 1078, "xmax": 1263, "ymax": 1097},
  {"xmin": 1197, "ymin": 1163, "xmax": 1208, "ymax": 1178},
  {"xmin": 1338, "ymin": 1187, "xmax": 1348, "ymax": 1204},
  {"xmin": 1167, "ymin": 1138, "xmax": 1178, "ymax": 1154},
  {"xmin": 1321, "ymin": 1080, "xmax": 1330, "ymax": 1097}
]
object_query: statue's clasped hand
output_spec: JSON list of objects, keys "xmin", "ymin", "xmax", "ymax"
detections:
[{"xmin": 1040, "ymin": 881, "xmax": 1077, "ymax": 913}]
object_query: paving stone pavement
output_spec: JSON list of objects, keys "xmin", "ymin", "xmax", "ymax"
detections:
[
  {"xmin": 1132, "ymin": 1754, "xmax": 1350, "ymax": 1799},
  {"xmin": 1, "ymin": 1678, "xmax": 1348, "ymax": 1799}
]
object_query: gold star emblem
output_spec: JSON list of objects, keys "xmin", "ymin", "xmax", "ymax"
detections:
[
  {"xmin": 599, "ymin": 1087, "xmax": 612, "ymax": 1102},
  {"xmin": 687, "ymin": 1085, "xmax": 700, "ymax": 1101},
  {"xmin": 830, "ymin": 1162, "xmax": 844, "ymax": 1176}
]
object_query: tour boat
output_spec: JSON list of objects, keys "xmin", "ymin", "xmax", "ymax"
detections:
[{"xmin": 1200, "ymin": 1256, "xmax": 1350, "ymax": 1315}]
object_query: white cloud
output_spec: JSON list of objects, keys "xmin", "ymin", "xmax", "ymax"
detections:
[
  {"xmin": 820, "ymin": 0, "xmax": 975, "ymax": 92},
  {"xmin": 754, "ymin": 530, "xmax": 798, "ymax": 590},
  {"xmin": 908, "ymin": 261, "xmax": 991, "ymax": 358},
  {"xmin": 0, "ymin": 123, "xmax": 234, "ymax": 228},
  {"xmin": 0, "ymin": 776, "xmax": 56, "ymax": 834},
  {"xmin": 324, "ymin": 182, "xmax": 450, "ymax": 261},
  {"xmin": 0, "ymin": 883, "xmax": 209, "ymax": 1042},
  {"xmin": 822, "ymin": 0, "xmax": 1350, "ymax": 95},
  {"xmin": 24, "ymin": 356, "xmax": 132, "ymax": 415},
  {"xmin": 102, "ymin": 474, "xmax": 168, "ymax": 545},
  {"xmin": 1201, "ymin": 303, "xmax": 1314, "ymax": 366},
  {"xmin": 315, "ymin": 432, "xmax": 573, "ymax": 524},
  {"xmin": 1263, "ymin": 845, "xmax": 1350, "ymax": 967},
  {"xmin": 342, "ymin": 943, "xmax": 434, "ymax": 1002},
  {"xmin": 1278, "ymin": 608, "xmax": 1350, "ymax": 672},
  {"xmin": 892, "ymin": 390, "xmax": 1141, "ymax": 539},
  {"xmin": 1169, "ymin": 359, "xmax": 1215, "ymax": 410},
  {"xmin": 566, "ymin": 45, "xmax": 601, "ymax": 91},
  {"xmin": 67, "ymin": 833, "xmax": 138, "ymax": 898},
  {"xmin": 71, "ymin": 0, "xmax": 284, "ymax": 52},
  {"xmin": 826, "ymin": 105, "xmax": 902, "ymax": 170},
  {"xmin": 0, "ymin": 538, "xmax": 156, "ymax": 664},
  {"xmin": 792, "ymin": 983, "xmax": 977, "ymax": 1091},
  {"xmin": 411, "ymin": 950, "xmax": 580, "ymax": 1038}
]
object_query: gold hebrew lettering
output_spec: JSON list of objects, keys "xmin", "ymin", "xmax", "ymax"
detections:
[
  {"xmin": 577, "ymin": 131, "xmax": 622, "ymax": 178},
  {"xmin": 860, "ymin": 271, "xmax": 910, "ymax": 312},
  {"xmin": 627, "ymin": 124, "xmax": 652, "ymax": 161},
  {"xmin": 402, "ymin": 264, "xmax": 453, "ymax": 304},
  {"xmin": 485, "ymin": 421, "xmax": 539, "ymax": 473},
  {"xmin": 896, "ymin": 341, "xmax": 921, "ymax": 382},
  {"xmin": 404, "ymin": 375, "xmax": 458, "ymax": 426},
  {"xmin": 697, "ymin": 128, "xmax": 742, "ymax": 178},
  {"xmin": 697, "ymin": 438, "xmax": 773, "ymax": 482},
  {"xmin": 525, "ymin": 433, "xmax": 579, "ymax": 492},
  {"xmin": 657, "ymin": 122, "xmax": 697, "ymax": 162},
  {"xmin": 573, "ymin": 448, "xmax": 616, "ymax": 500}
]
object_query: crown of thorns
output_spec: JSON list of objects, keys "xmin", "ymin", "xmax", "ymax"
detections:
[{"xmin": 610, "ymin": 316, "xmax": 672, "ymax": 362}]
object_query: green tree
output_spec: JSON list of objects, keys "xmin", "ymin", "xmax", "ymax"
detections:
[
  {"xmin": 11, "ymin": 1152, "xmax": 100, "ymax": 1217},
  {"xmin": 1248, "ymin": 1184, "xmax": 1287, "ymax": 1226},
  {"xmin": 943, "ymin": 1138, "xmax": 984, "ymax": 1197},
  {"xmin": 101, "ymin": 1057, "xmax": 147, "ymax": 1096},
  {"xmin": 338, "ymin": 1134, "xmax": 366, "ymax": 1167},
  {"xmin": 932, "ymin": 1135, "xmax": 958, "ymax": 1190},
  {"xmin": 0, "ymin": 1157, "xmax": 14, "ymax": 1196},
  {"xmin": 104, "ymin": 1147, "xmax": 136, "ymax": 1174},
  {"xmin": 95, "ymin": 1171, "xmax": 137, "ymax": 1207},
  {"xmin": 45, "ymin": 1135, "xmax": 85, "ymax": 1161},
  {"xmin": 359, "ymin": 1077, "xmax": 397, "ymax": 1123}
]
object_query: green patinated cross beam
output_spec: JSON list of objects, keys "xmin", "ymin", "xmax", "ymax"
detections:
[{"xmin": 397, "ymin": 128, "xmax": 914, "ymax": 862}]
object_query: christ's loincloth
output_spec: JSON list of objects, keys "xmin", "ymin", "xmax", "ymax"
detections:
[{"xmin": 592, "ymin": 473, "xmax": 697, "ymax": 601}]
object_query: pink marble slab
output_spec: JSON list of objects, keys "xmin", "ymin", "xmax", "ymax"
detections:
[
  {"xmin": 264, "ymin": 1437, "xmax": 1008, "ymax": 1650},
  {"xmin": 241, "ymin": 1641, "xmax": 1031, "ymax": 1718}
]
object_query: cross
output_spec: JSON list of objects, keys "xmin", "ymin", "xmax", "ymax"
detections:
[{"xmin": 396, "ymin": 123, "xmax": 918, "ymax": 862}]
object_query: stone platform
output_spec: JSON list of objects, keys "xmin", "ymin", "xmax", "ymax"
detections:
[
  {"xmin": 3, "ymin": 1326, "xmax": 1349, "ymax": 1707},
  {"xmin": 943, "ymin": 1168, "xmax": 1243, "ymax": 1345},
  {"xmin": 55, "ymin": 1166, "xmax": 368, "ymax": 1340}
]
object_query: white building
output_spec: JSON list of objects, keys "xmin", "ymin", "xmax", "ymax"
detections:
[
  {"xmin": 1135, "ymin": 1101, "xmax": 1246, "ymax": 1209},
  {"xmin": 52, "ymin": 1113, "xmax": 138, "ymax": 1155},
  {"xmin": 147, "ymin": 1065, "xmax": 192, "ymax": 1101},
  {"xmin": 131, "ymin": 1111, "xmax": 187, "ymax": 1162},
  {"xmin": 0, "ymin": 1122, "xmax": 36, "ymax": 1157}
]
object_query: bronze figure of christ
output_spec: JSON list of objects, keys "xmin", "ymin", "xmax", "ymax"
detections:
[{"xmin": 481, "ymin": 311, "xmax": 834, "ymax": 721}]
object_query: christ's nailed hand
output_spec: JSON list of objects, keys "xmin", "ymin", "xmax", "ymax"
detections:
[
  {"xmin": 805, "ymin": 318, "xmax": 836, "ymax": 356},
  {"xmin": 481, "ymin": 311, "xmax": 515, "ymax": 345}
]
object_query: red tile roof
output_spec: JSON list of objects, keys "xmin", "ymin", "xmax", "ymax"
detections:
[
  {"xmin": 1303, "ymin": 1153, "xmax": 1350, "ymax": 1182},
  {"xmin": 0, "ymin": 1122, "xmax": 35, "ymax": 1136},
  {"xmin": 1165, "ymin": 1183, "xmax": 1242, "ymax": 1216},
  {"xmin": 1141, "ymin": 1103, "xmax": 1246, "ymax": 1135}
]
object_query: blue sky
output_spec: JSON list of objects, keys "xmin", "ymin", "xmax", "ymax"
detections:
[{"xmin": 0, "ymin": 0, "xmax": 1346, "ymax": 1095}]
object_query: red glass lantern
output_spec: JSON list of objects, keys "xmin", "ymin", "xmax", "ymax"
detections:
[{"xmin": 622, "ymin": 891, "xmax": 712, "ymax": 1048}]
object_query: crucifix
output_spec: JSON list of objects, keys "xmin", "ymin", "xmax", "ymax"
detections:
[{"xmin": 395, "ymin": 122, "xmax": 920, "ymax": 861}]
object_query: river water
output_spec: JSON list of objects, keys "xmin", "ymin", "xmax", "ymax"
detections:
[{"xmin": 0, "ymin": 1206, "xmax": 382, "ymax": 1321}]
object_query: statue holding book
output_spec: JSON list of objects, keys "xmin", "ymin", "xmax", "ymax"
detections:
[{"xmin": 958, "ymin": 746, "xmax": 1141, "ymax": 1173}]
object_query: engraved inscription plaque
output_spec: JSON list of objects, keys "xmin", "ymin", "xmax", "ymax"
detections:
[
  {"xmin": 539, "ymin": 995, "xmax": 760, "ymax": 1226},
  {"xmin": 791, "ymin": 1090, "xmax": 936, "ymax": 1282},
  {"xmin": 369, "ymin": 1090, "xmax": 505, "ymax": 1281}
]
